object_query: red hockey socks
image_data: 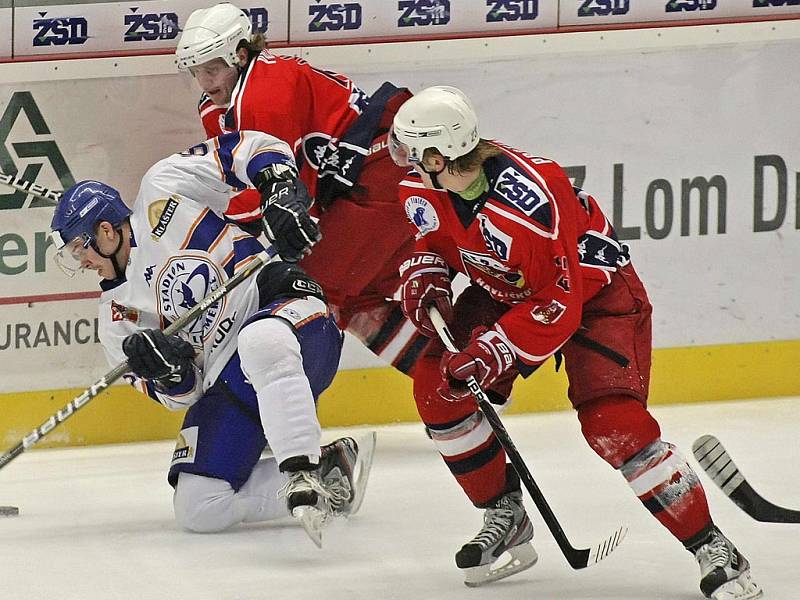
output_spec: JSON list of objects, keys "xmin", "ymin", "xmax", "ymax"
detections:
[{"xmin": 578, "ymin": 396, "xmax": 712, "ymax": 543}]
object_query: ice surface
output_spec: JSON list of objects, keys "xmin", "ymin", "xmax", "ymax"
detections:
[{"xmin": 1, "ymin": 397, "xmax": 797, "ymax": 600}]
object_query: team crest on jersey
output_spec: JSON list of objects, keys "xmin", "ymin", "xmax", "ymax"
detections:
[
  {"xmin": 110, "ymin": 300, "xmax": 139, "ymax": 323},
  {"xmin": 530, "ymin": 300, "xmax": 566, "ymax": 325},
  {"xmin": 172, "ymin": 427, "xmax": 198, "ymax": 465},
  {"xmin": 459, "ymin": 249, "xmax": 526, "ymax": 290},
  {"xmin": 157, "ymin": 256, "xmax": 225, "ymax": 346},
  {"xmin": 405, "ymin": 195, "xmax": 439, "ymax": 237},
  {"xmin": 148, "ymin": 196, "xmax": 180, "ymax": 240},
  {"xmin": 301, "ymin": 133, "xmax": 333, "ymax": 170}
]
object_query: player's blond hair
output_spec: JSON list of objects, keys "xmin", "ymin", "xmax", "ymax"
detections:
[{"xmin": 424, "ymin": 140, "xmax": 501, "ymax": 175}]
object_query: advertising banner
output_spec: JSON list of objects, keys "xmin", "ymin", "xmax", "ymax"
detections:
[
  {"xmin": 324, "ymin": 38, "xmax": 800, "ymax": 350},
  {"xmin": 289, "ymin": 0, "xmax": 558, "ymax": 43},
  {"xmin": 0, "ymin": 76, "xmax": 204, "ymax": 391},
  {"xmin": 13, "ymin": 0, "xmax": 288, "ymax": 58},
  {"xmin": 1, "ymin": 32, "xmax": 798, "ymax": 394},
  {"xmin": 560, "ymin": 0, "xmax": 800, "ymax": 27}
]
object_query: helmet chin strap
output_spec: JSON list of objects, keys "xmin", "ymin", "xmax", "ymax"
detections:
[
  {"xmin": 92, "ymin": 228, "xmax": 127, "ymax": 280},
  {"xmin": 418, "ymin": 162, "xmax": 446, "ymax": 190}
]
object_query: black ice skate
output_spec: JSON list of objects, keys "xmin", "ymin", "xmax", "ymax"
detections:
[
  {"xmin": 319, "ymin": 432, "xmax": 376, "ymax": 517},
  {"xmin": 694, "ymin": 527, "xmax": 763, "ymax": 600},
  {"xmin": 455, "ymin": 489, "xmax": 538, "ymax": 587}
]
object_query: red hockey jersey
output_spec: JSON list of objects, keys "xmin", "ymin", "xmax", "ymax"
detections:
[
  {"xmin": 399, "ymin": 142, "xmax": 626, "ymax": 366},
  {"xmin": 225, "ymin": 51, "xmax": 369, "ymax": 199}
]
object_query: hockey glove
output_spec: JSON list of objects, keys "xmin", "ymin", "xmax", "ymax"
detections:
[
  {"xmin": 399, "ymin": 252, "xmax": 454, "ymax": 337},
  {"xmin": 122, "ymin": 329, "xmax": 195, "ymax": 389},
  {"xmin": 438, "ymin": 327, "xmax": 516, "ymax": 402},
  {"xmin": 255, "ymin": 165, "xmax": 320, "ymax": 263}
]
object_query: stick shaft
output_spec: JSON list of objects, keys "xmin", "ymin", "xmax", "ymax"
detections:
[
  {"xmin": 0, "ymin": 172, "xmax": 62, "ymax": 205},
  {"xmin": 0, "ymin": 249, "xmax": 274, "ymax": 470},
  {"xmin": 429, "ymin": 307, "xmax": 627, "ymax": 569}
]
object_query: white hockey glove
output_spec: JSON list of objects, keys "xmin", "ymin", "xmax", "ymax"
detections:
[
  {"xmin": 255, "ymin": 165, "xmax": 321, "ymax": 263},
  {"xmin": 122, "ymin": 329, "xmax": 195, "ymax": 390}
]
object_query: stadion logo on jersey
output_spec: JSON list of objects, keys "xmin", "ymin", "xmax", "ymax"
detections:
[
  {"xmin": 665, "ymin": 0, "xmax": 717, "ymax": 11},
  {"xmin": 158, "ymin": 256, "xmax": 225, "ymax": 346},
  {"xmin": 309, "ymin": 1, "xmax": 362, "ymax": 32},
  {"xmin": 398, "ymin": 0, "xmax": 451, "ymax": 27},
  {"xmin": 578, "ymin": 0, "xmax": 630, "ymax": 17},
  {"xmin": 243, "ymin": 7, "xmax": 269, "ymax": 34},
  {"xmin": 124, "ymin": 8, "xmax": 179, "ymax": 42},
  {"xmin": 33, "ymin": 13, "xmax": 89, "ymax": 47},
  {"xmin": 486, "ymin": 0, "xmax": 538, "ymax": 22},
  {"xmin": 753, "ymin": 0, "xmax": 799, "ymax": 6},
  {"xmin": 404, "ymin": 195, "xmax": 440, "ymax": 237}
]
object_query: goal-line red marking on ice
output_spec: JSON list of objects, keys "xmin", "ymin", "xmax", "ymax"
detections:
[{"xmin": 0, "ymin": 291, "xmax": 101, "ymax": 306}]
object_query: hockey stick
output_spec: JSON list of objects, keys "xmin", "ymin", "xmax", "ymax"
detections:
[
  {"xmin": 0, "ymin": 172, "xmax": 62, "ymax": 205},
  {"xmin": 692, "ymin": 434, "xmax": 800, "ymax": 523},
  {"xmin": 0, "ymin": 247, "xmax": 276, "ymax": 471},
  {"xmin": 428, "ymin": 308, "xmax": 626, "ymax": 569}
]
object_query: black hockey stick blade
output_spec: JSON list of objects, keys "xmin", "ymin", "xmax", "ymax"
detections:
[{"xmin": 693, "ymin": 435, "xmax": 800, "ymax": 524}]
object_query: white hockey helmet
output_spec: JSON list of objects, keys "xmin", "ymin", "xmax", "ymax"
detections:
[
  {"xmin": 389, "ymin": 86, "xmax": 479, "ymax": 167},
  {"xmin": 175, "ymin": 3, "xmax": 252, "ymax": 71}
]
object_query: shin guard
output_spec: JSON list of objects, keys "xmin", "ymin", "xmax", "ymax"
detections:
[{"xmin": 579, "ymin": 396, "xmax": 712, "ymax": 543}]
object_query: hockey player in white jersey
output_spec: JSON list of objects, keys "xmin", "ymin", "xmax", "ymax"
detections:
[{"xmin": 48, "ymin": 130, "xmax": 375, "ymax": 547}]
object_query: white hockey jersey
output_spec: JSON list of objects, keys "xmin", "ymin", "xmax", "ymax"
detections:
[{"xmin": 98, "ymin": 130, "xmax": 295, "ymax": 409}]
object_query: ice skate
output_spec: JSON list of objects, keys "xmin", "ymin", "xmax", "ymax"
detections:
[
  {"xmin": 319, "ymin": 432, "xmax": 377, "ymax": 517},
  {"xmin": 694, "ymin": 527, "xmax": 763, "ymax": 600},
  {"xmin": 455, "ymin": 489, "xmax": 538, "ymax": 587},
  {"xmin": 278, "ymin": 469, "xmax": 334, "ymax": 548}
]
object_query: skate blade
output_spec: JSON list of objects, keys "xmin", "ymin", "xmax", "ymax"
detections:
[
  {"xmin": 292, "ymin": 506, "xmax": 327, "ymax": 549},
  {"xmin": 349, "ymin": 431, "xmax": 377, "ymax": 516},
  {"xmin": 463, "ymin": 542, "xmax": 538, "ymax": 588},
  {"xmin": 710, "ymin": 573, "xmax": 763, "ymax": 600}
]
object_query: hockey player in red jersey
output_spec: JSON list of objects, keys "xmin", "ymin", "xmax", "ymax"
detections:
[
  {"xmin": 389, "ymin": 86, "xmax": 763, "ymax": 599},
  {"xmin": 175, "ymin": 3, "xmax": 426, "ymax": 373}
]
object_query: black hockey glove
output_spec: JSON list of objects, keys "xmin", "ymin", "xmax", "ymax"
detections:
[
  {"xmin": 255, "ymin": 165, "xmax": 320, "ymax": 263},
  {"xmin": 122, "ymin": 329, "xmax": 195, "ymax": 389}
]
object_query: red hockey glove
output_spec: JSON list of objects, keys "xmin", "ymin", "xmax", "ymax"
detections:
[
  {"xmin": 399, "ymin": 252, "xmax": 453, "ymax": 337},
  {"xmin": 438, "ymin": 327, "xmax": 516, "ymax": 402}
]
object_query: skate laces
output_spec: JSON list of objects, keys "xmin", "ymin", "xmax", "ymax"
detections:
[
  {"xmin": 322, "ymin": 467, "xmax": 353, "ymax": 508},
  {"xmin": 468, "ymin": 507, "xmax": 514, "ymax": 549},
  {"xmin": 697, "ymin": 534, "xmax": 733, "ymax": 572},
  {"xmin": 277, "ymin": 470, "xmax": 332, "ymax": 502}
]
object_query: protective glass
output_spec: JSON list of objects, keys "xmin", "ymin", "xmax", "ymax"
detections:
[
  {"xmin": 388, "ymin": 125, "xmax": 418, "ymax": 168},
  {"xmin": 51, "ymin": 231, "xmax": 91, "ymax": 277}
]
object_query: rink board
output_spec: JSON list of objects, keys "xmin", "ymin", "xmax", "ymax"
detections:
[
  {"xmin": 0, "ymin": 21, "xmax": 798, "ymax": 448},
  {"xmin": 1, "ymin": 338, "xmax": 798, "ymax": 449}
]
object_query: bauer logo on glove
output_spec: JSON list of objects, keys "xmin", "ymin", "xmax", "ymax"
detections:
[{"xmin": 438, "ymin": 327, "xmax": 516, "ymax": 402}]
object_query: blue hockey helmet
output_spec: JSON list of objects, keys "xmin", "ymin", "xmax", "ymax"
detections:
[{"xmin": 50, "ymin": 180, "xmax": 131, "ymax": 276}]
